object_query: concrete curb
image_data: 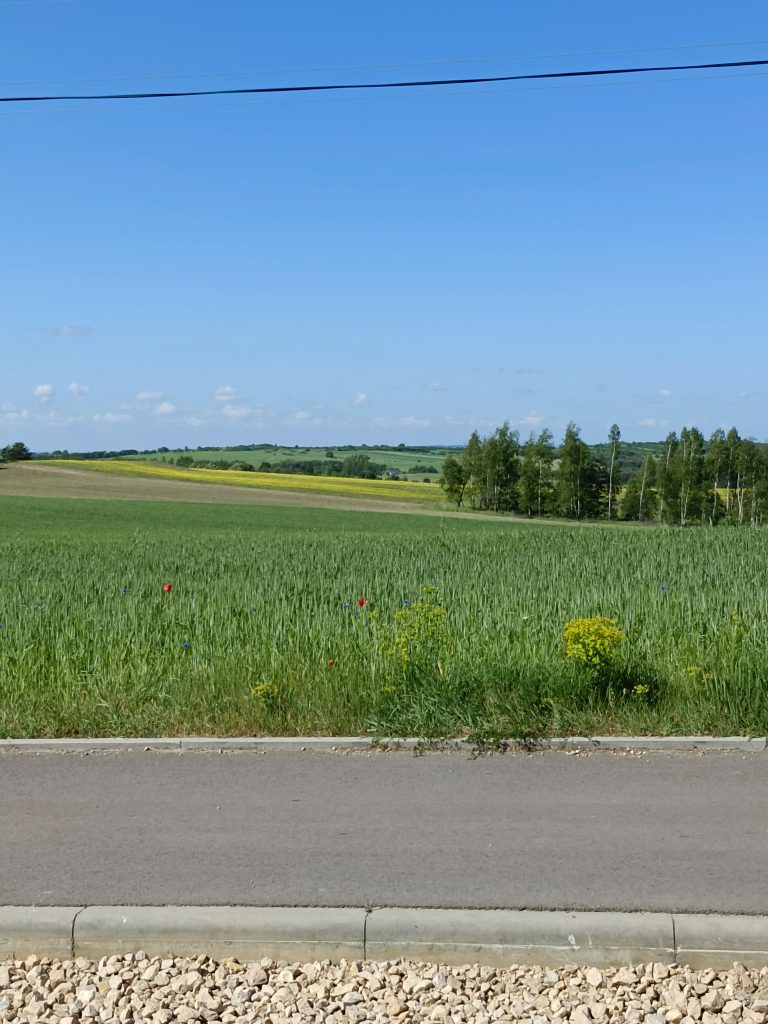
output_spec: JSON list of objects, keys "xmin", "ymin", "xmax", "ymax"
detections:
[
  {"xmin": 74, "ymin": 907, "xmax": 367, "ymax": 963},
  {"xmin": 0, "ymin": 906, "xmax": 82, "ymax": 960},
  {"xmin": 0, "ymin": 735, "xmax": 765, "ymax": 752},
  {"xmin": 364, "ymin": 909, "xmax": 675, "ymax": 968},
  {"xmin": 3, "ymin": 907, "xmax": 768, "ymax": 968}
]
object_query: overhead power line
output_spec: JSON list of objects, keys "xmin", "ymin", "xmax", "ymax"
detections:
[{"xmin": 1, "ymin": 58, "xmax": 766, "ymax": 104}]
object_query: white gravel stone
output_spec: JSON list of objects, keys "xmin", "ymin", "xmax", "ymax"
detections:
[{"xmin": 5, "ymin": 955, "xmax": 768, "ymax": 1024}]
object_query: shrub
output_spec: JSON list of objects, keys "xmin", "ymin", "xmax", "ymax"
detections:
[
  {"xmin": 380, "ymin": 585, "xmax": 449, "ymax": 676},
  {"xmin": 563, "ymin": 616, "xmax": 627, "ymax": 671}
]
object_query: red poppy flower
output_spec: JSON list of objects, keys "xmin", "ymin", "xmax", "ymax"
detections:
[
  {"xmin": 162, "ymin": 583, "xmax": 173, "ymax": 593},
  {"xmin": 357, "ymin": 598, "xmax": 367, "ymax": 608}
]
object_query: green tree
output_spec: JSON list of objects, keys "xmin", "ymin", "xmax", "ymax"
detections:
[
  {"xmin": 340, "ymin": 453, "xmax": 382, "ymax": 479},
  {"xmin": 606, "ymin": 423, "xmax": 621, "ymax": 520},
  {"xmin": 704, "ymin": 428, "xmax": 727, "ymax": 526},
  {"xmin": 482, "ymin": 422, "xmax": 520, "ymax": 512},
  {"xmin": 656, "ymin": 432, "xmax": 679, "ymax": 525},
  {"xmin": 676, "ymin": 426, "xmax": 705, "ymax": 526},
  {"xmin": 440, "ymin": 455, "xmax": 468, "ymax": 508},
  {"xmin": 724, "ymin": 427, "xmax": 741, "ymax": 519},
  {"xmin": 462, "ymin": 431, "xmax": 484, "ymax": 509},
  {"xmin": 637, "ymin": 453, "xmax": 657, "ymax": 521},
  {"xmin": 518, "ymin": 433, "xmax": 538, "ymax": 516},
  {"xmin": 533, "ymin": 428, "xmax": 555, "ymax": 516},
  {"xmin": 751, "ymin": 444, "xmax": 768, "ymax": 525},
  {"xmin": 584, "ymin": 454, "xmax": 609, "ymax": 519},
  {"xmin": 731, "ymin": 436, "xmax": 759, "ymax": 526},
  {"xmin": 620, "ymin": 455, "xmax": 657, "ymax": 521},
  {"xmin": 556, "ymin": 423, "xmax": 591, "ymax": 519},
  {"xmin": 1, "ymin": 441, "xmax": 32, "ymax": 462},
  {"xmin": 515, "ymin": 428, "xmax": 555, "ymax": 516}
]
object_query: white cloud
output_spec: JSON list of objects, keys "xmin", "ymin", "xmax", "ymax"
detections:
[
  {"xmin": 422, "ymin": 382, "xmax": 445, "ymax": 392},
  {"xmin": 68, "ymin": 382, "xmax": 90, "ymax": 395},
  {"xmin": 352, "ymin": 392, "xmax": 368, "ymax": 407},
  {"xmin": 370, "ymin": 415, "xmax": 432, "ymax": 429},
  {"xmin": 214, "ymin": 386, "xmax": 239, "ymax": 401},
  {"xmin": 33, "ymin": 409, "xmax": 84, "ymax": 427},
  {"xmin": 92, "ymin": 413, "xmax": 130, "ymax": 424},
  {"xmin": 33, "ymin": 384, "xmax": 54, "ymax": 398},
  {"xmin": 154, "ymin": 401, "xmax": 177, "ymax": 415},
  {"xmin": 2, "ymin": 407, "xmax": 29, "ymax": 422},
  {"xmin": 638, "ymin": 418, "xmax": 669, "ymax": 429},
  {"xmin": 658, "ymin": 388, "xmax": 671, "ymax": 398},
  {"xmin": 441, "ymin": 414, "xmax": 493, "ymax": 429},
  {"xmin": 294, "ymin": 410, "xmax": 310, "ymax": 421},
  {"xmin": 136, "ymin": 390, "xmax": 163, "ymax": 401},
  {"xmin": 51, "ymin": 324, "xmax": 93, "ymax": 337},
  {"xmin": 517, "ymin": 412, "xmax": 543, "ymax": 427},
  {"xmin": 222, "ymin": 404, "xmax": 250, "ymax": 420}
]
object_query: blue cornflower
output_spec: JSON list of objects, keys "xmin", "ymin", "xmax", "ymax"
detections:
[
  {"xmin": 659, "ymin": 585, "xmax": 668, "ymax": 591},
  {"xmin": 181, "ymin": 641, "xmax": 190, "ymax": 648},
  {"xmin": 189, "ymin": 595, "xmax": 197, "ymax": 601},
  {"xmin": 402, "ymin": 599, "xmax": 410, "ymax": 606},
  {"xmin": 122, "ymin": 587, "xmax": 129, "ymax": 594},
  {"xmin": 342, "ymin": 602, "xmax": 350, "ymax": 609}
]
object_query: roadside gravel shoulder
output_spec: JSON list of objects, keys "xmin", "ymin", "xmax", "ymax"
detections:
[{"xmin": 4, "ymin": 950, "xmax": 768, "ymax": 1024}]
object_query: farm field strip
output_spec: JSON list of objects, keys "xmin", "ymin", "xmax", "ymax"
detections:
[
  {"xmin": 39, "ymin": 459, "xmax": 446, "ymax": 505},
  {"xmin": 1, "ymin": 495, "xmax": 767, "ymax": 739}
]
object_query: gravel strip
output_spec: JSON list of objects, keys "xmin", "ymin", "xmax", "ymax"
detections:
[{"xmin": 3, "ymin": 953, "xmax": 768, "ymax": 1024}]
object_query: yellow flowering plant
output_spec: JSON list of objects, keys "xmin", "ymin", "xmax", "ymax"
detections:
[
  {"xmin": 371, "ymin": 585, "xmax": 455, "ymax": 738},
  {"xmin": 380, "ymin": 584, "xmax": 449, "ymax": 677},
  {"xmin": 251, "ymin": 681, "xmax": 280, "ymax": 710},
  {"xmin": 563, "ymin": 616, "xmax": 627, "ymax": 672}
]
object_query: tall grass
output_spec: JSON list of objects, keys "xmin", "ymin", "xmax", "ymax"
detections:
[{"xmin": 1, "ymin": 496, "xmax": 767, "ymax": 737}]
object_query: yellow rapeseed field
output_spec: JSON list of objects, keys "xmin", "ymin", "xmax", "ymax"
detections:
[{"xmin": 43, "ymin": 459, "xmax": 446, "ymax": 505}]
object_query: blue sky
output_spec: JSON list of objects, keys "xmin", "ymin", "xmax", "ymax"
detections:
[{"xmin": 1, "ymin": 0, "xmax": 766, "ymax": 451}]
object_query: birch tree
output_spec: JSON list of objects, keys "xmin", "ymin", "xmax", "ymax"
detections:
[{"xmin": 606, "ymin": 423, "xmax": 621, "ymax": 520}]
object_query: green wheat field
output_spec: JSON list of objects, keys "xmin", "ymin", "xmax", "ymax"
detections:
[{"xmin": 1, "ymin": 494, "xmax": 767, "ymax": 738}]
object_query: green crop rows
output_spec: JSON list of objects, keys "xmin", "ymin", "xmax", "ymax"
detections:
[{"xmin": 2, "ymin": 496, "xmax": 767, "ymax": 738}]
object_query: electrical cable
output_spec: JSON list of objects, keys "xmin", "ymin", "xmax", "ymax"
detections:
[
  {"xmin": 2, "ymin": 67, "xmax": 765, "ymax": 117},
  {"xmin": 1, "ymin": 57, "xmax": 766, "ymax": 103}
]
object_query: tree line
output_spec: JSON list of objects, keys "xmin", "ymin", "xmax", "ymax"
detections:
[
  {"xmin": 164, "ymin": 452, "xmax": 412, "ymax": 480},
  {"xmin": 441, "ymin": 423, "xmax": 768, "ymax": 526}
]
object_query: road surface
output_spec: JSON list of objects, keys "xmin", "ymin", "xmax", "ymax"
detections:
[{"xmin": 2, "ymin": 747, "xmax": 766, "ymax": 912}]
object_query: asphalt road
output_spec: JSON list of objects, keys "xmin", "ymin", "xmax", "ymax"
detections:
[{"xmin": 3, "ymin": 747, "xmax": 767, "ymax": 912}]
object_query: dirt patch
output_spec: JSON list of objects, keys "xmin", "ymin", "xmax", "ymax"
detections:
[{"xmin": 0, "ymin": 463, "xmax": 440, "ymax": 513}]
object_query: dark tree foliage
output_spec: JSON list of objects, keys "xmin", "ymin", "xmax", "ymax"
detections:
[
  {"xmin": 445, "ymin": 422, "xmax": 768, "ymax": 526},
  {"xmin": 1, "ymin": 441, "xmax": 32, "ymax": 462}
]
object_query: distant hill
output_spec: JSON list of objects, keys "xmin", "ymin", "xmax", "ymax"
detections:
[
  {"xmin": 37, "ymin": 444, "xmax": 462, "ymax": 479},
  {"xmin": 588, "ymin": 440, "xmax": 667, "ymax": 478},
  {"xmin": 35, "ymin": 440, "xmax": 668, "ymax": 479}
]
